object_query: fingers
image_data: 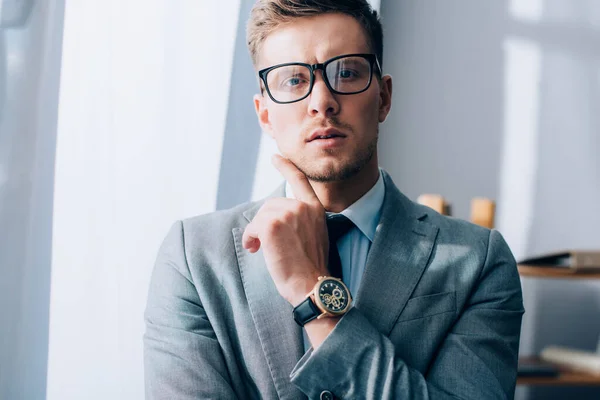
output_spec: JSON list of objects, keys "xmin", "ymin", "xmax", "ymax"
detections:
[
  {"xmin": 272, "ymin": 154, "xmax": 321, "ymax": 207},
  {"xmin": 243, "ymin": 177, "xmax": 323, "ymax": 256},
  {"xmin": 242, "ymin": 223, "xmax": 261, "ymax": 253},
  {"xmin": 242, "ymin": 203, "xmax": 283, "ymax": 253}
]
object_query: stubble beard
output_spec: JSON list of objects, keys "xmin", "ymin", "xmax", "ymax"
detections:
[{"xmin": 295, "ymin": 129, "xmax": 379, "ymax": 183}]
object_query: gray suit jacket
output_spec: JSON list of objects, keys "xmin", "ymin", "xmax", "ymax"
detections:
[{"xmin": 144, "ymin": 170, "xmax": 524, "ymax": 399}]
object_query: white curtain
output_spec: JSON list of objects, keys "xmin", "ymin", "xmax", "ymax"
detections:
[
  {"xmin": 0, "ymin": 1, "xmax": 64, "ymax": 398},
  {"xmin": 46, "ymin": 1, "xmax": 240, "ymax": 399}
]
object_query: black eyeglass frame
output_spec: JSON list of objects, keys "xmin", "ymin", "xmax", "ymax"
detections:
[{"xmin": 258, "ymin": 53, "xmax": 382, "ymax": 105}]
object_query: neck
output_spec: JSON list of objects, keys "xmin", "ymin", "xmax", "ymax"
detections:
[{"xmin": 309, "ymin": 157, "xmax": 380, "ymax": 213}]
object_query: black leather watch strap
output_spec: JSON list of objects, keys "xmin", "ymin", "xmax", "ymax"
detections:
[{"xmin": 293, "ymin": 296, "xmax": 321, "ymax": 327}]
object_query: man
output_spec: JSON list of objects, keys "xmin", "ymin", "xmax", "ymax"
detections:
[{"xmin": 144, "ymin": 1, "xmax": 524, "ymax": 399}]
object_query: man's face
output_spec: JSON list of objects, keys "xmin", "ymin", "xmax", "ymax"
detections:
[{"xmin": 253, "ymin": 13, "xmax": 392, "ymax": 182}]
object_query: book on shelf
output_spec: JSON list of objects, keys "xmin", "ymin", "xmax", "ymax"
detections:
[
  {"xmin": 519, "ymin": 250, "xmax": 600, "ymax": 272},
  {"xmin": 517, "ymin": 358, "xmax": 559, "ymax": 378},
  {"xmin": 540, "ymin": 346, "xmax": 600, "ymax": 375}
]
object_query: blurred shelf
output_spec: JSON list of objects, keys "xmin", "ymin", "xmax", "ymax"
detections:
[
  {"xmin": 518, "ymin": 356, "xmax": 600, "ymax": 386},
  {"xmin": 518, "ymin": 265, "xmax": 600, "ymax": 279}
]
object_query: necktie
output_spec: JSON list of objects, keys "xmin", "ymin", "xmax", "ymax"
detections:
[{"xmin": 326, "ymin": 214, "xmax": 355, "ymax": 280}]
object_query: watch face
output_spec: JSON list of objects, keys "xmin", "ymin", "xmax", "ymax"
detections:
[{"xmin": 317, "ymin": 278, "xmax": 350, "ymax": 314}]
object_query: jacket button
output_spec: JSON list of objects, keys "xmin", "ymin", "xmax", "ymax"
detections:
[{"xmin": 320, "ymin": 390, "xmax": 334, "ymax": 400}]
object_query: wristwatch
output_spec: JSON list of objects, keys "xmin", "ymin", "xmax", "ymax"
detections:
[{"xmin": 292, "ymin": 276, "xmax": 352, "ymax": 327}]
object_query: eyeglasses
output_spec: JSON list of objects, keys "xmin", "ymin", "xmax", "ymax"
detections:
[{"xmin": 258, "ymin": 53, "xmax": 381, "ymax": 104}]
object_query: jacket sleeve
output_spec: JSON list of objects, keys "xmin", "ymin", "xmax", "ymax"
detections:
[
  {"xmin": 290, "ymin": 229, "xmax": 525, "ymax": 400},
  {"xmin": 143, "ymin": 221, "xmax": 238, "ymax": 400}
]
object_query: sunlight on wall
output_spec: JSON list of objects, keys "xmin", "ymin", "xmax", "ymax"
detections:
[
  {"xmin": 510, "ymin": 0, "xmax": 543, "ymax": 23},
  {"xmin": 47, "ymin": 2, "xmax": 240, "ymax": 399},
  {"xmin": 497, "ymin": 37, "xmax": 541, "ymax": 261}
]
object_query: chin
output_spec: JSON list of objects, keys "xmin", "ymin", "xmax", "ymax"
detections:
[{"xmin": 297, "ymin": 158, "xmax": 368, "ymax": 183}]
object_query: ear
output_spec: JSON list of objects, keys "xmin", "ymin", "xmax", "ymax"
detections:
[
  {"xmin": 377, "ymin": 75, "xmax": 393, "ymax": 123},
  {"xmin": 254, "ymin": 93, "xmax": 274, "ymax": 137}
]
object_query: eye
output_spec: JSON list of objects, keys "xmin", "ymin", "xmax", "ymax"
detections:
[
  {"xmin": 283, "ymin": 76, "xmax": 308, "ymax": 87},
  {"xmin": 338, "ymin": 69, "xmax": 359, "ymax": 79}
]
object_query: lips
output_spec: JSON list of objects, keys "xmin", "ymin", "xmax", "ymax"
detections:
[{"xmin": 307, "ymin": 128, "xmax": 347, "ymax": 142}]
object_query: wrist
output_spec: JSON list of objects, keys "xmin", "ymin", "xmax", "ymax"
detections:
[
  {"xmin": 305, "ymin": 314, "xmax": 341, "ymax": 328},
  {"xmin": 287, "ymin": 276, "xmax": 320, "ymax": 306},
  {"xmin": 304, "ymin": 315, "xmax": 341, "ymax": 349}
]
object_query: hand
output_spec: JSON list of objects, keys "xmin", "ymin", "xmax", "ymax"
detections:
[{"xmin": 242, "ymin": 154, "xmax": 329, "ymax": 305}]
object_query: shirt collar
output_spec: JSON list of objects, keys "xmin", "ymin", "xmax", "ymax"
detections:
[{"xmin": 285, "ymin": 169, "xmax": 385, "ymax": 242}]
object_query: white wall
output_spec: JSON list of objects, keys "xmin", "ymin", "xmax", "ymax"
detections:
[
  {"xmin": 379, "ymin": 0, "xmax": 600, "ymax": 398},
  {"xmin": 0, "ymin": 1, "xmax": 64, "ymax": 398}
]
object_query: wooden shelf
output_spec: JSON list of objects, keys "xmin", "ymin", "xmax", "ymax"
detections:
[
  {"xmin": 518, "ymin": 265, "xmax": 600, "ymax": 279},
  {"xmin": 518, "ymin": 356, "xmax": 600, "ymax": 386}
]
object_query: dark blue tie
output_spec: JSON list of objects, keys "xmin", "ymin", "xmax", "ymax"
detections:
[{"xmin": 326, "ymin": 214, "xmax": 355, "ymax": 280}]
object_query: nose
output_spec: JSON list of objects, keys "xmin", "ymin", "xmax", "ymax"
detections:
[{"xmin": 307, "ymin": 70, "xmax": 340, "ymax": 117}]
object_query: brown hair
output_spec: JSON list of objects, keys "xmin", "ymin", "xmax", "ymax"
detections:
[{"xmin": 246, "ymin": 0, "xmax": 383, "ymax": 68}]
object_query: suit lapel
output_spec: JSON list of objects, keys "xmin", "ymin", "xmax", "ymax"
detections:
[
  {"xmin": 355, "ymin": 171, "xmax": 439, "ymax": 335},
  {"xmin": 234, "ymin": 184, "xmax": 305, "ymax": 400}
]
